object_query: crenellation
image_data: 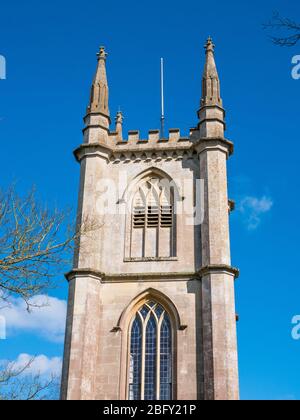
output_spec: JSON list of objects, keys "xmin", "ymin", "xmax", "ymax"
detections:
[
  {"xmin": 148, "ymin": 129, "xmax": 160, "ymax": 142},
  {"xmin": 108, "ymin": 128, "xmax": 196, "ymax": 147},
  {"xmin": 169, "ymin": 128, "xmax": 180, "ymax": 142},
  {"xmin": 189, "ymin": 127, "xmax": 200, "ymax": 141},
  {"xmin": 128, "ymin": 130, "xmax": 140, "ymax": 142}
]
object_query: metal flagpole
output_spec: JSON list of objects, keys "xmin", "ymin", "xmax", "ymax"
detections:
[{"xmin": 160, "ymin": 57, "xmax": 165, "ymax": 139}]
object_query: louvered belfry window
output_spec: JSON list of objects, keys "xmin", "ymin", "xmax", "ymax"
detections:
[
  {"xmin": 147, "ymin": 205, "xmax": 159, "ymax": 228},
  {"xmin": 160, "ymin": 205, "xmax": 173, "ymax": 227},
  {"xmin": 134, "ymin": 204, "xmax": 172, "ymax": 229},
  {"xmin": 133, "ymin": 205, "xmax": 146, "ymax": 228},
  {"xmin": 131, "ymin": 178, "xmax": 175, "ymax": 258}
]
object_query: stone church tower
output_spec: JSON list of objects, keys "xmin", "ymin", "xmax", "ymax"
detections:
[{"xmin": 61, "ymin": 38, "xmax": 239, "ymax": 400}]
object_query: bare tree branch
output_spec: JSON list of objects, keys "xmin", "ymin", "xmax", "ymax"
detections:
[
  {"xmin": 0, "ymin": 185, "xmax": 101, "ymax": 399},
  {"xmin": 0, "ymin": 358, "xmax": 59, "ymax": 400},
  {"xmin": 263, "ymin": 11, "xmax": 300, "ymax": 46},
  {"xmin": 0, "ymin": 356, "xmax": 35, "ymax": 384},
  {"xmin": 0, "ymin": 185, "xmax": 100, "ymax": 309}
]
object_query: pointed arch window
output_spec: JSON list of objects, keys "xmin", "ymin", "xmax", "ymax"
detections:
[
  {"xmin": 128, "ymin": 301, "xmax": 173, "ymax": 400},
  {"xmin": 130, "ymin": 177, "xmax": 176, "ymax": 259}
]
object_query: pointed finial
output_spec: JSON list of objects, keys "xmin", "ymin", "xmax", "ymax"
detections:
[
  {"xmin": 115, "ymin": 110, "xmax": 123, "ymax": 141},
  {"xmin": 97, "ymin": 46, "xmax": 108, "ymax": 60},
  {"xmin": 87, "ymin": 45, "xmax": 110, "ymax": 120},
  {"xmin": 205, "ymin": 37, "xmax": 215, "ymax": 53},
  {"xmin": 198, "ymin": 37, "xmax": 224, "ymax": 136},
  {"xmin": 115, "ymin": 110, "xmax": 123, "ymax": 124}
]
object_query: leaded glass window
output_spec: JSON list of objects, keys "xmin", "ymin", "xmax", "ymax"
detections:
[
  {"xmin": 128, "ymin": 317, "xmax": 142, "ymax": 400},
  {"xmin": 144, "ymin": 314, "xmax": 157, "ymax": 400},
  {"xmin": 128, "ymin": 301, "xmax": 173, "ymax": 400},
  {"xmin": 160, "ymin": 316, "xmax": 172, "ymax": 400}
]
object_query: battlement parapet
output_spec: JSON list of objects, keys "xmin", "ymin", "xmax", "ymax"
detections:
[{"xmin": 108, "ymin": 128, "xmax": 199, "ymax": 150}]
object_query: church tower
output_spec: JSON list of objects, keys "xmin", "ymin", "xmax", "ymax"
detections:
[{"xmin": 61, "ymin": 39, "xmax": 239, "ymax": 400}]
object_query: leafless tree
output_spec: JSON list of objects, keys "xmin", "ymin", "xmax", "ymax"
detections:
[
  {"xmin": 0, "ymin": 357, "xmax": 59, "ymax": 400},
  {"xmin": 263, "ymin": 12, "xmax": 300, "ymax": 46},
  {"xmin": 0, "ymin": 186, "xmax": 99, "ymax": 309},
  {"xmin": 0, "ymin": 185, "xmax": 101, "ymax": 399}
]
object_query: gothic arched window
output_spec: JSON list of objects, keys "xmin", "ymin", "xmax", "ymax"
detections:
[
  {"xmin": 130, "ymin": 176, "xmax": 176, "ymax": 259},
  {"xmin": 128, "ymin": 301, "xmax": 173, "ymax": 400}
]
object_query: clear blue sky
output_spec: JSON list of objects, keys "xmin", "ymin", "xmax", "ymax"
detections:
[{"xmin": 1, "ymin": 0, "xmax": 300, "ymax": 400}]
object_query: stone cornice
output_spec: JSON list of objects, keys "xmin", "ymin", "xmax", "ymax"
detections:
[
  {"xmin": 111, "ymin": 142, "xmax": 193, "ymax": 153},
  {"xmin": 83, "ymin": 111, "xmax": 111, "ymax": 124},
  {"xmin": 73, "ymin": 136, "xmax": 234, "ymax": 164},
  {"xmin": 74, "ymin": 143, "xmax": 112, "ymax": 162},
  {"xmin": 194, "ymin": 137, "xmax": 234, "ymax": 156},
  {"xmin": 198, "ymin": 118, "xmax": 226, "ymax": 128},
  {"xmin": 82, "ymin": 124, "xmax": 110, "ymax": 134},
  {"xmin": 66, "ymin": 266, "xmax": 239, "ymax": 282},
  {"xmin": 102, "ymin": 272, "xmax": 198, "ymax": 283},
  {"xmin": 65, "ymin": 268, "xmax": 199, "ymax": 283},
  {"xmin": 73, "ymin": 141, "xmax": 196, "ymax": 164},
  {"xmin": 197, "ymin": 104, "xmax": 226, "ymax": 115},
  {"xmin": 198, "ymin": 264, "xmax": 239, "ymax": 279},
  {"xmin": 65, "ymin": 268, "xmax": 105, "ymax": 282}
]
